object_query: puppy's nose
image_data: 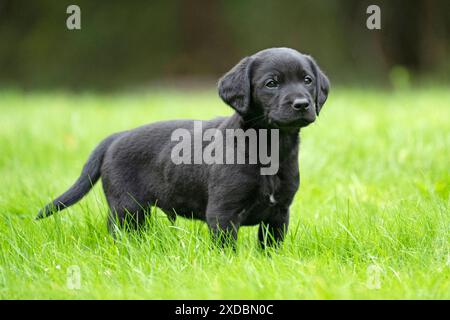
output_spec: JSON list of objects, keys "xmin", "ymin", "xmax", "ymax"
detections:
[{"xmin": 292, "ymin": 98, "xmax": 310, "ymax": 111}]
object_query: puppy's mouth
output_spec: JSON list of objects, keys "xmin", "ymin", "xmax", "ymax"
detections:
[{"xmin": 268, "ymin": 116, "xmax": 315, "ymax": 129}]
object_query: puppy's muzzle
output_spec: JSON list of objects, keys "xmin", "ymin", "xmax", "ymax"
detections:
[{"xmin": 292, "ymin": 98, "xmax": 310, "ymax": 112}]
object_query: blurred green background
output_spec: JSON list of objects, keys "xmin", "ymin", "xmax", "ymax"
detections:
[{"xmin": 0, "ymin": 0, "xmax": 449, "ymax": 90}]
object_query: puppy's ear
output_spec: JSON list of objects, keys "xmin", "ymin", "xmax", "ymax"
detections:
[
  {"xmin": 307, "ymin": 56, "xmax": 330, "ymax": 115},
  {"xmin": 218, "ymin": 56, "xmax": 253, "ymax": 115}
]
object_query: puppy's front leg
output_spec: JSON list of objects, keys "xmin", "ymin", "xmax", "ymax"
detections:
[
  {"xmin": 206, "ymin": 211, "xmax": 240, "ymax": 249},
  {"xmin": 258, "ymin": 208, "xmax": 290, "ymax": 249}
]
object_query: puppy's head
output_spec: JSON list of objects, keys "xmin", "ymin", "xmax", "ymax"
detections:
[{"xmin": 218, "ymin": 47, "xmax": 330, "ymax": 128}]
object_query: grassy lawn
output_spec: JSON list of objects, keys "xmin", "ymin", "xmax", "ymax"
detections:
[{"xmin": 0, "ymin": 87, "xmax": 448, "ymax": 299}]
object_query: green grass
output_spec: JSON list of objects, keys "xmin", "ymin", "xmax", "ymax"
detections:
[{"xmin": 0, "ymin": 87, "xmax": 449, "ymax": 299}]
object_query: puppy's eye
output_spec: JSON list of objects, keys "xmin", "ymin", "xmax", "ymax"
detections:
[
  {"xmin": 265, "ymin": 79, "xmax": 279, "ymax": 89},
  {"xmin": 304, "ymin": 75, "xmax": 313, "ymax": 85}
]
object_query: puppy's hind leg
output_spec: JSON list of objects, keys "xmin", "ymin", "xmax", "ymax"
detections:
[{"xmin": 106, "ymin": 194, "xmax": 148, "ymax": 236}]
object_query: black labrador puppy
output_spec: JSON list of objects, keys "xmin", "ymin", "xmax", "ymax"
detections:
[{"xmin": 37, "ymin": 47, "xmax": 329, "ymax": 248}]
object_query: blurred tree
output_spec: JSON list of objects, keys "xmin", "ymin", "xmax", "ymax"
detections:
[
  {"xmin": 0, "ymin": 0, "xmax": 448, "ymax": 89},
  {"xmin": 170, "ymin": 0, "xmax": 235, "ymax": 75},
  {"xmin": 377, "ymin": 0, "xmax": 449, "ymax": 73}
]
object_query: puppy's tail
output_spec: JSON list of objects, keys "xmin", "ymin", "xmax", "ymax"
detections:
[{"xmin": 35, "ymin": 132, "xmax": 123, "ymax": 220}]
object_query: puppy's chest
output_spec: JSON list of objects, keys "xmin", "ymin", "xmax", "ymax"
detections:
[
  {"xmin": 238, "ymin": 174, "xmax": 294, "ymax": 226},
  {"xmin": 258, "ymin": 174, "xmax": 282, "ymax": 207}
]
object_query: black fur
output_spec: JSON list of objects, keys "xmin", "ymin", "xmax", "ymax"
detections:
[{"xmin": 36, "ymin": 47, "xmax": 330, "ymax": 247}]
